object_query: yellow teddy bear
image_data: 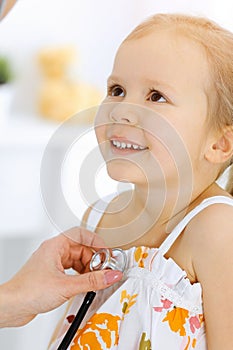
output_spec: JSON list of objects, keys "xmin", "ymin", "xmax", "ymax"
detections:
[{"xmin": 37, "ymin": 47, "xmax": 103, "ymax": 123}]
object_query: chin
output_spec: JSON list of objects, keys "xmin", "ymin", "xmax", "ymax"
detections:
[{"xmin": 106, "ymin": 160, "xmax": 146, "ymax": 184}]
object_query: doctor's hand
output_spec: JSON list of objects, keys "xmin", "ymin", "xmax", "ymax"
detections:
[{"xmin": 0, "ymin": 227, "xmax": 123, "ymax": 328}]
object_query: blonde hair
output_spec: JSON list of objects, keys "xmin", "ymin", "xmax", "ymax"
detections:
[{"xmin": 124, "ymin": 14, "xmax": 233, "ymax": 195}]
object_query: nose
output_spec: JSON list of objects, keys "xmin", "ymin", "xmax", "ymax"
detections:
[{"xmin": 109, "ymin": 103, "xmax": 139, "ymax": 125}]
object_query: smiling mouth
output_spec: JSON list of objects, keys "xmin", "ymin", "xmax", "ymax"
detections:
[{"xmin": 111, "ymin": 140, "xmax": 148, "ymax": 151}]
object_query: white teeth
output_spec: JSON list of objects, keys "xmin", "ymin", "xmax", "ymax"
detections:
[{"xmin": 112, "ymin": 140, "xmax": 147, "ymax": 150}]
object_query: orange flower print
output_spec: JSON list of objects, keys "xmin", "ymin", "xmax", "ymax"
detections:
[
  {"xmin": 182, "ymin": 335, "xmax": 198, "ymax": 349},
  {"xmin": 134, "ymin": 247, "xmax": 148, "ymax": 268},
  {"xmin": 163, "ymin": 307, "xmax": 189, "ymax": 336},
  {"xmin": 154, "ymin": 298, "xmax": 204, "ymax": 347},
  {"xmin": 71, "ymin": 312, "xmax": 121, "ymax": 350}
]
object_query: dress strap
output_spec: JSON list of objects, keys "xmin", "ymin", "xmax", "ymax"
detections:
[
  {"xmin": 159, "ymin": 196, "xmax": 233, "ymax": 256},
  {"xmin": 85, "ymin": 192, "xmax": 118, "ymax": 232}
]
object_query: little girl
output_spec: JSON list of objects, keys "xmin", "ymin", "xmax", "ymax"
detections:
[{"xmin": 49, "ymin": 14, "xmax": 233, "ymax": 350}]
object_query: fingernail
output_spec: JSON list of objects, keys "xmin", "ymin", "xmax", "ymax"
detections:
[{"xmin": 104, "ymin": 270, "xmax": 123, "ymax": 285}]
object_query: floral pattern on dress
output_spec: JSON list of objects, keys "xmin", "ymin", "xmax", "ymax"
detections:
[
  {"xmin": 154, "ymin": 298, "xmax": 204, "ymax": 349},
  {"xmin": 71, "ymin": 313, "xmax": 121, "ymax": 350},
  {"xmin": 49, "ymin": 196, "xmax": 231, "ymax": 349},
  {"xmin": 134, "ymin": 247, "xmax": 149, "ymax": 268},
  {"xmin": 120, "ymin": 289, "xmax": 138, "ymax": 319},
  {"xmin": 50, "ymin": 243, "xmax": 207, "ymax": 350},
  {"xmin": 70, "ymin": 290, "xmax": 138, "ymax": 349},
  {"xmin": 139, "ymin": 332, "xmax": 151, "ymax": 350}
]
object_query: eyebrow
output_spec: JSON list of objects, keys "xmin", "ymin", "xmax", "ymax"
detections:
[
  {"xmin": 107, "ymin": 75, "xmax": 121, "ymax": 84},
  {"xmin": 141, "ymin": 78, "xmax": 177, "ymax": 95}
]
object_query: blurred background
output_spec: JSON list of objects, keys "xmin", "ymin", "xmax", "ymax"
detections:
[{"xmin": 0, "ymin": 1, "xmax": 232, "ymax": 349}]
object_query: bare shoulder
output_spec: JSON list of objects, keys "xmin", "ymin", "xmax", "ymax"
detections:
[
  {"xmin": 185, "ymin": 200, "xmax": 233, "ymax": 280},
  {"xmin": 184, "ymin": 200, "xmax": 233, "ymax": 349},
  {"xmin": 81, "ymin": 205, "xmax": 93, "ymax": 228},
  {"xmin": 186, "ymin": 200, "xmax": 233, "ymax": 244},
  {"xmin": 169, "ymin": 199, "xmax": 233, "ymax": 281}
]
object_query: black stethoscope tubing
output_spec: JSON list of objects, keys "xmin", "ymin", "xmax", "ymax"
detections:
[
  {"xmin": 57, "ymin": 248, "xmax": 127, "ymax": 350},
  {"xmin": 57, "ymin": 291, "xmax": 96, "ymax": 350}
]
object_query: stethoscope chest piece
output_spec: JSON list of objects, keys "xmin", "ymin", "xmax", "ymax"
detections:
[
  {"xmin": 90, "ymin": 248, "xmax": 127, "ymax": 273},
  {"xmin": 58, "ymin": 247, "xmax": 127, "ymax": 350}
]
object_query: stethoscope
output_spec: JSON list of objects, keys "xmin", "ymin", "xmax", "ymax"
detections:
[{"xmin": 57, "ymin": 248, "xmax": 127, "ymax": 350}]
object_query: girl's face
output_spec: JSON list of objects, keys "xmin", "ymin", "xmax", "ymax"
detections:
[{"xmin": 95, "ymin": 29, "xmax": 211, "ymax": 188}]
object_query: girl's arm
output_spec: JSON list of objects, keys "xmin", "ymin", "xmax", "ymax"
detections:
[{"xmin": 188, "ymin": 203, "xmax": 233, "ymax": 350}]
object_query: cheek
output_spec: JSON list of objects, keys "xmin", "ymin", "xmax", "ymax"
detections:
[
  {"xmin": 94, "ymin": 124, "xmax": 105, "ymax": 143},
  {"xmin": 94, "ymin": 101, "xmax": 111, "ymax": 124},
  {"xmin": 145, "ymin": 128, "xmax": 193, "ymax": 182},
  {"xmin": 94, "ymin": 101, "xmax": 112, "ymax": 139},
  {"xmin": 94, "ymin": 125, "xmax": 108, "ymax": 162},
  {"xmin": 94, "ymin": 111, "xmax": 107, "ymax": 145}
]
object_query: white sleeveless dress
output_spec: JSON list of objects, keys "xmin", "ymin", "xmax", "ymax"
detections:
[{"xmin": 49, "ymin": 195, "xmax": 233, "ymax": 350}]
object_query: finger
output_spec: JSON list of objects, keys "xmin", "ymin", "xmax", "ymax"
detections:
[
  {"xmin": 62, "ymin": 227, "xmax": 107, "ymax": 248},
  {"xmin": 61, "ymin": 245, "xmax": 94, "ymax": 270},
  {"xmin": 64, "ymin": 270, "xmax": 123, "ymax": 296}
]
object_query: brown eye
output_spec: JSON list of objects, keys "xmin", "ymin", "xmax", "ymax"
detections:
[
  {"xmin": 149, "ymin": 90, "xmax": 166, "ymax": 103},
  {"xmin": 108, "ymin": 85, "xmax": 125, "ymax": 97}
]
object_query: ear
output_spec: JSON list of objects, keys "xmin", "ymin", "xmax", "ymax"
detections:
[{"xmin": 204, "ymin": 127, "xmax": 233, "ymax": 164}]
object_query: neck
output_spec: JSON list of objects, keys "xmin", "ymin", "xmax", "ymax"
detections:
[
  {"xmin": 131, "ymin": 180, "xmax": 193, "ymax": 230},
  {"xmin": 109, "ymin": 183, "xmax": 181, "ymax": 248},
  {"xmin": 119, "ymin": 179, "xmax": 215, "ymax": 248},
  {"xmin": 100, "ymin": 178, "xmax": 222, "ymax": 248}
]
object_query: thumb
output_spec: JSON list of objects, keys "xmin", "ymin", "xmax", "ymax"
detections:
[{"xmin": 64, "ymin": 270, "xmax": 123, "ymax": 296}]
